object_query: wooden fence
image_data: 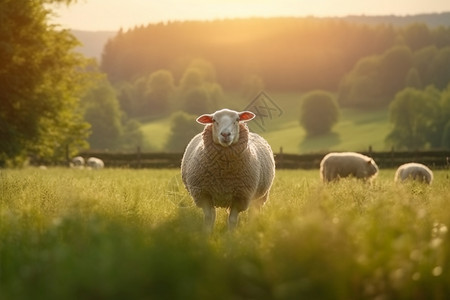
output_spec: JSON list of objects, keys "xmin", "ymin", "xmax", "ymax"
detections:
[{"xmin": 79, "ymin": 149, "xmax": 450, "ymax": 170}]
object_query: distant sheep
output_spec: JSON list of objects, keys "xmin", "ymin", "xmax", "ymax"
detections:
[
  {"xmin": 71, "ymin": 156, "xmax": 85, "ymax": 169},
  {"xmin": 87, "ymin": 157, "xmax": 104, "ymax": 169},
  {"xmin": 320, "ymin": 152, "xmax": 379, "ymax": 182},
  {"xmin": 181, "ymin": 108, "xmax": 275, "ymax": 232},
  {"xmin": 394, "ymin": 163, "xmax": 433, "ymax": 184}
]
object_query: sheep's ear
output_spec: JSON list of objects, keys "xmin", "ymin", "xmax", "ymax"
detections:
[
  {"xmin": 238, "ymin": 111, "xmax": 255, "ymax": 122},
  {"xmin": 196, "ymin": 114, "xmax": 214, "ymax": 124},
  {"xmin": 367, "ymin": 159, "xmax": 372, "ymax": 164}
]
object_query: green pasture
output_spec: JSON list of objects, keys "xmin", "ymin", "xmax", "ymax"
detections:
[
  {"xmin": 140, "ymin": 92, "xmax": 391, "ymax": 154},
  {"xmin": 1, "ymin": 167, "xmax": 449, "ymax": 299}
]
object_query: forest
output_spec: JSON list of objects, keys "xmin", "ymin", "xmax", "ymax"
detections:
[{"xmin": 101, "ymin": 17, "xmax": 450, "ymax": 93}]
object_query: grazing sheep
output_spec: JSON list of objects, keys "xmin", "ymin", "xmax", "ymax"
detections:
[
  {"xmin": 87, "ymin": 157, "xmax": 104, "ymax": 169},
  {"xmin": 181, "ymin": 108, "xmax": 275, "ymax": 232},
  {"xmin": 71, "ymin": 156, "xmax": 85, "ymax": 168},
  {"xmin": 394, "ymin": 162, "xmax": 433, "ymax": 184},
  {"xmin": 320, "ymin": 152, "xmax": 379, "ymax": 182}
]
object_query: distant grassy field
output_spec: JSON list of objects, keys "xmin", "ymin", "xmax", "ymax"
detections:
[
  {"xmin": 1, "ymin": 167, "xmax": 449, "ymax": 299},
  {"xmin": 140, "ymin": 92, "xmax": 391, "ymax": 154}
]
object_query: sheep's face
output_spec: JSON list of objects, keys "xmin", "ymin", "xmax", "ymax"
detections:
[
  {"xmin": 197, "ymin": 109, "xmax": 255, "ymax": 147},
  {"xmin": 366, "ymin": 159, "xmax": 379, "ymax": 177}
]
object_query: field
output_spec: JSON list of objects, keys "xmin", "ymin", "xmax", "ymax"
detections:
[
  {"xmin": 1, "ymin": 167, "xmax": 449, "ymax": 299},
  {"xmin": 140, "ymin": 92, "xmax": 391, "ymax": 154}
]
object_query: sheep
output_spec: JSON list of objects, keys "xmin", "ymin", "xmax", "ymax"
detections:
[
  {"xmin": 71, "ymin": 156, "xmax": 85, "ymax": 169},
  {"xmin": 181, "ymin": 108, "xmax": 275, "ymax": 232},
  {"xmin": 394, "ymin": 162, "xmax": 433, "ymax": 184},
  {"xmin": 87, "ymin": 157, "xmax": 104, "ymax": 169},
  {"xmin": 320, "ymin": 152, "xmax": 379, "ymax": 182}
]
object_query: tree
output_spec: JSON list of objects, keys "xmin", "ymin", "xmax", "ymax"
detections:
[
  {"xmin": 182, "ymin": 87, "xmax": 212, "ymax": 115},
  {"xmin": 187, "ymin": 58, "xmax": 217, "ymax": 83},
  {"xmin": 116, "ymin": 82, "xmax": 136, "ymax": 116},
  {"xmin": 124, "ymin": 70, "xmax": 175, "ymax": 117},
  {"xmin": 442, "ymin": 121, "xmax": 450, "ymax": 148},
  {"xmin": 178, "ymin": 59, "xmax": 223, "ymax": 114},
  {"xmin": 401, "ymin": 23, "xmax": 432, "ymax": 51},
  {"xmin": 117, "ymin": 119, "xmax": 144, "ymax": 152},
  {"xmin": 300, "ymin": 91, "xmax": 340, "ymax": 136},
  {"xmin": 412, "ymin": 46, "xmax": 438, "ymax": 86},
  {"xmin": 179, "ymin": 68, "xmax": 204, "ymax": 92},
  {"xmin": 378, "ymin": 46, "xmax": 413, "ymax": 99},
  {"xmin": 404, "ymin": 68, "xmax": 422, "ymax": 88},
  {"xmin": 428, "ymin": 47, "xmax": 450, "ymax": 89},
  {"xmin": 165, "ymin": 111, "xmax": 200, "ymax": 152},
  {"xmin": 0, "ymin": 0, "xmax": 92, "ymax": 165},
  {"xmin": 386, "ymin": 87, "xmax": 439, "ymax": 150},
  {"xmin": 338, "ymin": 56, "xmax": 380, "ymax": 107},
  {"xmin": 145, "ymin": 69, "xmax": 175, "ymax": 116},
  {"xmin": 438, "ymin": 85, "xmax": 450, "ymax": 148},
  {"xmin": 338, "ymin": 46, "xmax": 413, "ymax": 108},
  {"xmin": 82, "ymin": 78, "xmax": 123, "ymax": 150}
]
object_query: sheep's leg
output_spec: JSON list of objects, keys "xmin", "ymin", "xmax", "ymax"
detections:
[
  {"xmin": 202, "ymin": 204, "xmax": 216, "ymax": 233},
  {"xmin": 228, "ymin": 206, "xmax": 240, "ymax": 231}
]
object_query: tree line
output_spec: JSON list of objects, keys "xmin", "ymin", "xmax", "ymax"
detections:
[
  {"xmin": 101, "ymin": 18, "xmax": 450, "ymax": 92},
  {"xmin": 339, "ymin": 42, "xmax": 450, "ymax": 108}
]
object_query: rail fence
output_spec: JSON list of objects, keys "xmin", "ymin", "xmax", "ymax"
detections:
[{"xmin": 78, "ymin": 149, "xmax": 450, "ymax": 170}]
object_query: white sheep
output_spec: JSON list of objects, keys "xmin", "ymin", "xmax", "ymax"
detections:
[
  {"xmin": 181, "ymin": 108, "xmax": 275, "ymax": 232},
  {"xmin": 71, "ymin": 156, "xmax": 85, "ymax": 169},
  {"xmin": 394, "ymin": 162, "xmax": 433, "ymax": 184},
  {"xmin": 87, "ymin": 157, "xmax": 104, "ymax": 169},
  {"xmin": 320, "ymin": 152, "xmax": 379, "ymax": 182}
]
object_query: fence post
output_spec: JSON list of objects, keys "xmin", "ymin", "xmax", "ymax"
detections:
[
  {"xmin": 137, "ymin": 146, "xmax": 141, "ymax": 169},
  {"xmin": 390, "ymin": 146, "xmax": 395, "ymax": 168},
  {"xmin": 65, "ymin": 144, "xmax": 70, "ymax": 167},
  {"xmin": 278, "ymin": 147, "xmax": 284, "ymax": 169}
]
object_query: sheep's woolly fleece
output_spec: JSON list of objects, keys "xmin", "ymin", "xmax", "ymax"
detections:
[
  {"xmin": 394, "ymin": 162, "xmax": 433, "ymax": 184},
  {"xmin": 181, "ymin": 122, "xmax": 275, "ymax": 211},
  {"xmin": 320, "ymin": 152, "xmax": 378, "ymax": 182}
]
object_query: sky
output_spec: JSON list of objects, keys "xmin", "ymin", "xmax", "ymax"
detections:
[{"xmin": 51, "ymin": 0, "xmax": 450, "ymax": 31}]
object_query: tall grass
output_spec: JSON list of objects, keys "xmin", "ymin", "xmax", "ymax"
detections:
[{"xmin": 1, "ymin": 168, "xmax": 449, "ymax": 299}]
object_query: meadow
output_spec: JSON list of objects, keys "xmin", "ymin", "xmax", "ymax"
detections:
[
  {"xmin": 1, "ymin": 167, "xmax": 449, "ymax": 299},
  {"xmin": 140, "ymin": 92, "xmax": 391, "ymax": 154}
]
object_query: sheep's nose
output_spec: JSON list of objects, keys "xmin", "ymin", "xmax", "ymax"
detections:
[{"xmin": 221, "ymin": 132, "xmax": 231, "ymax": 138}]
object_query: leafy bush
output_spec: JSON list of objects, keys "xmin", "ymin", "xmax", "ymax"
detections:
[
  {"xmin": 299, "ymin": 90, "xmax": 340, "ymax": 136},
  {"xmin": 165, "ymin": 111, "xmax": 200, "ymax": 152}
]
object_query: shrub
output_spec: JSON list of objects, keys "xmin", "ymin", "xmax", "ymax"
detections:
[{"xmin": 300, "ymin": 90, "xmax": 340, "ymax": 136}]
